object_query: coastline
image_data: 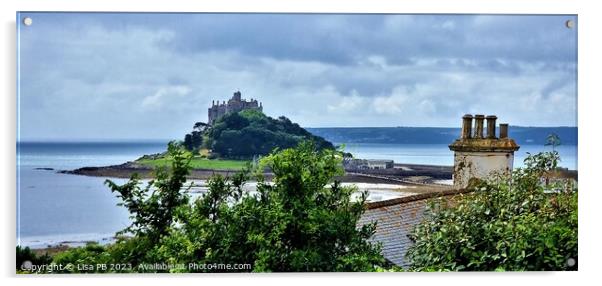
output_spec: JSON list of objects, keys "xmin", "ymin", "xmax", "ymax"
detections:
[
  {"xmin": 25, "ymin": 161, "xmax": 577, "ymax": 257},
  {"xmin": 21, "ymin": 160, "xmax": 455, "ymax": 251},
  {"xmin": 58, "ymin": 161, "xmax": 242, "ymax": 180},
  {"xmin": 57, "ymin": 161, "xmax": 456, "ymax": 185}
]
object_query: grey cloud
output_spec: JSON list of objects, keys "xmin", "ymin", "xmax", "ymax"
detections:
[{"xmin": 17, "ymin": 13, "xmax": 577, "ymax": 140}]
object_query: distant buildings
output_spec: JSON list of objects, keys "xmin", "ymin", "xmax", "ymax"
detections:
[
  {"xmin": 345, "ymin": 159, "xmax": 394, "ymax": 170},
  {"xmin": 208, "ymin": 91, "xmax": 263, "ymax": 125}
]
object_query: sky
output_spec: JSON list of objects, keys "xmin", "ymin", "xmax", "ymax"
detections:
[{"xmin": 17, "ymin": 13, "xmax": 577, "ymax": 141}]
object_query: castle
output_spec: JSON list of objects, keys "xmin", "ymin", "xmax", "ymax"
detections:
[{"xmin": 208, "ymin": 91, "xmax": 263, "ymax": 125}]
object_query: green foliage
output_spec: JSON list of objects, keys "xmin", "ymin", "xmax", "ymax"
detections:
[
  {"xmin": 51, "ymin": 243, "xmax": 113, "ymax": 273},
  {"xmin": 406, "ymin": 151, "xmax": 577, "ymax": 271},
  {"xmin": 138, "ymin": 156, "xmax": 248, "ymax": 170},
  {"xmin": 16, "ymin": 246, "xmax": 52, "ymax": 271},
  {"xmin": 183, "ymin": 122, "xmax": 207, "ymax": 152},
  {"xmin": 154, "ymin": 141, "xmax": 384, "ymax": 272},
  {"xmin": 49, "ymin": 141, "xmax": 383, "ymax": 273},
  {"xmin": 545, "ymin": 133, "xmax": 562, "ymax": 151},
  {"xmin": 207, "ymin": 109, "xmax": 334, "ymax": 159},
  {"xmin": 103, "ymin": 141, "xmax": 193, "ymax": 264}
]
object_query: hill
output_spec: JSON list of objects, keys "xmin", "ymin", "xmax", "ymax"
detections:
[{"xmin": 201, "ymin": 109, "xmax": 334, "ymax": 159}]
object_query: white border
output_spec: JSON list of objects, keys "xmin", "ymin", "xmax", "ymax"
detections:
[{"xmin": 2, "ymin": 0, "xmax": 600, "ymax": 285}]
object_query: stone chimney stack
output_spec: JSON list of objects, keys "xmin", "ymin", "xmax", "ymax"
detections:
[{"xmin": 449, "ymin": 114, "xmax": 520, "ymax": 189}]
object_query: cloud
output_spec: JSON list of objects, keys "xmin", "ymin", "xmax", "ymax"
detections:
[
  {"xmin": 142, "ymin": 86, "xmax": 191, "ymax": 109},
  {"xmin": 17, "ymin": 13, "xmax": 577, "ymax": 140},
  {"xmin": 327, "ymin": 90, "xmax": 366, "ymax": 113}
]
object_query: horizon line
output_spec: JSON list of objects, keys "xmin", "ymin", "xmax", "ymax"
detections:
[{"xmin": 17, "ymin": 125, "xmax": 578, "ymax": 143}]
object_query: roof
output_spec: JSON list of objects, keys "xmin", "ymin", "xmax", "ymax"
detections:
[
  {"xmin": 448, "ymin": 138, "xmax": 520, "ymax": 152},
  {"xmin": 358, "ymin": 188, "xmax": 470, "ymax": 268}
]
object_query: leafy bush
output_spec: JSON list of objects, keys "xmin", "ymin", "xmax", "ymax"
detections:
[
  {"xmin": 51, "ymin": 243, "xmax": 112, "ymax": 273},
  {"xmin": 406, "ymin": 151, "xmax": 577, "ymax": 271},
  {"xmin": 16, "ymin": 246, "xmax": 52, "ymax": 271},
  {"xmin": 104, "ymin": 141, "xmax": 192, "ymax": 265},
  {"xmin": 154, "ymin": 141, "xmax": 384, "ymax": 272}
]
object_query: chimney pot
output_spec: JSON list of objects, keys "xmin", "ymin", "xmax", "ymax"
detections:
[
  {"xmin": 474, "ymin": 114, "xmax": 485, "ymax": 139},
  {"xmin": 461, "ymin": 114, "xmax": 473, "ymax": 139},
  {"xmin": 500, "ymin": 123, "xmax": 509, "ymax": 139},
  {"xmin": 486, "ymin": 115, "xmax": 498, "ymax": 139}
]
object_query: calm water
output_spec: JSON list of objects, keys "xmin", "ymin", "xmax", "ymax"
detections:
[
  {"xmin": 17, "ymin": 141, "xmax": 577, "ymax": 248},
  {"xmin": 341, "ymin": 143, "xmax": 577, "ymax": 169},
  {"xmin": 17, "ymin": 142, "xmax": 167, "ymax": 248}
]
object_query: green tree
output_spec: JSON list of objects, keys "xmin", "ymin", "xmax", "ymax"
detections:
[
  {"xmin": 154, "ymin": 141, "xmax": 385, "ymax": 272},
  {"xmin": 193, "ymin": 122, "xmax": 208, "ymax": 132},
  {"xmin": 207, "ymin": 110, "xmax": 334, "ymax": 158},
  {"xmin": 406, "ymin": 151, "xmax": 577, "ymax": 271},
  {"xmin": 43, "ymin": 142, "xmax": 194, "ymax": 272},
  {"xmin": 47, "ymin": 141, "xmax": 384, "ymax": 272},
  {"xmin": 183, "ymin": 134, "xmax": 193, "ymax": 151},
  {"xmin": 183, "ymin": 124, "xmax": 205, "ymax": 152},
  {"xmin": 190, "ymin": 131, "xmax": 203, "ymax": 151},
  {"xmin": 545, "ymin": 133, "xmax": 562, "ymax": 152},
  {"xmin": 103, "ymin": 141, "xmax": 193, "ymax": 265}
]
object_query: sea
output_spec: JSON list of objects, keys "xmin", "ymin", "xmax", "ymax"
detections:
[{"xmin": 16, "ymin": 141, "xmax": 577, "ymax": 249}]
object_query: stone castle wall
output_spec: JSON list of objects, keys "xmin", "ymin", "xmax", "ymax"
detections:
[{"xmin": 208, "ymin": 91, "xmax": 262, "ymax": 124}]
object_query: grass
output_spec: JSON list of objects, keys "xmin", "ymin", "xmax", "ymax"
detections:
[{"xmin": 137, "ymin": 156, "xmax": 249, "ymax": 171}]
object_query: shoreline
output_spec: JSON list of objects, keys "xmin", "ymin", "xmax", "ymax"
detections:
[
  {"xmin": 58, "ymin": 161, "xmax": 244, "ymax": 180},
  {"xmin": 57, "ymin": 161, "xmax": 456, "ymax": 185},
  {"xmin": 25, "ymin": 161, "xmax": 456, "ymax": 251},
  {"xmin": 54, "ymin": 159, "xmax": 578, "ymax": 186}
]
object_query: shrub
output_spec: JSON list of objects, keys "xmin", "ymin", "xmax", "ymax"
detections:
[
  {"xmin": 16, "ymin": 246, "xmax": 52, "ymax": 272},
  {"xmin": 155, "ymin": 141, "xmax": 385, "ymax": 272},
  {"xmin": 50, "ymin": 141, "xmax": 384, "ymax": 272},
  {"xmin": 406, "ymin": 151, "xmax": 577, "ymax": 271}
]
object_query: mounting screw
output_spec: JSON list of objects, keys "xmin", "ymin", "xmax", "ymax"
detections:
[
  {"xmin": 567, "ymin": 257, "xmax": 576, "ymax": 267},
  {"xmin": 565, "ymin": 20, "xmax": 574, "ymax": 29}
]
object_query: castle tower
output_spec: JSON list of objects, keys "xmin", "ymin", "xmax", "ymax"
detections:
[
  {"xmin": 208, "ymin": 91, "xmax": 263, "ymax": 125},
  {"xmin": 233, "ymin": 91, "xmax": 242, "ymax": 101},
  {"xmin": 448, "ymin": 114, "xmax": 520, "ymax": 189}
]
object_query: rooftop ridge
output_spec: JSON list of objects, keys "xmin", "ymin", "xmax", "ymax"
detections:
[{"xmin": 365, "ymin": 188, "xmax": 472, "ymax": 210}]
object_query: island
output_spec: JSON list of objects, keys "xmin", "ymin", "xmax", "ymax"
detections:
[{"xmin": 59, "ymin": 91, "xmax": 454, "ymax": 186}]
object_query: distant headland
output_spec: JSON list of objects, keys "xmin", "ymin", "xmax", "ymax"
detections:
[{"xmin": 56, "ymin": 91, "xmax": 577, "ymax": 185}]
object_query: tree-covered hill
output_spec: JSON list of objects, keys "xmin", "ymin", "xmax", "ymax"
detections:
[{"xmin": 190, "ymin": 109, "xmax": 334, "ymax": 159}]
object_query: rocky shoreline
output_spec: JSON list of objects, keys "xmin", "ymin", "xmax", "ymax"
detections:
[
  {"xmin": 58, "ymin": 161, "xmax": 245, "ymax": 180},
  {"xmin": 57, "ymin": 161, "xmax": 455, "ymax": 185}
]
